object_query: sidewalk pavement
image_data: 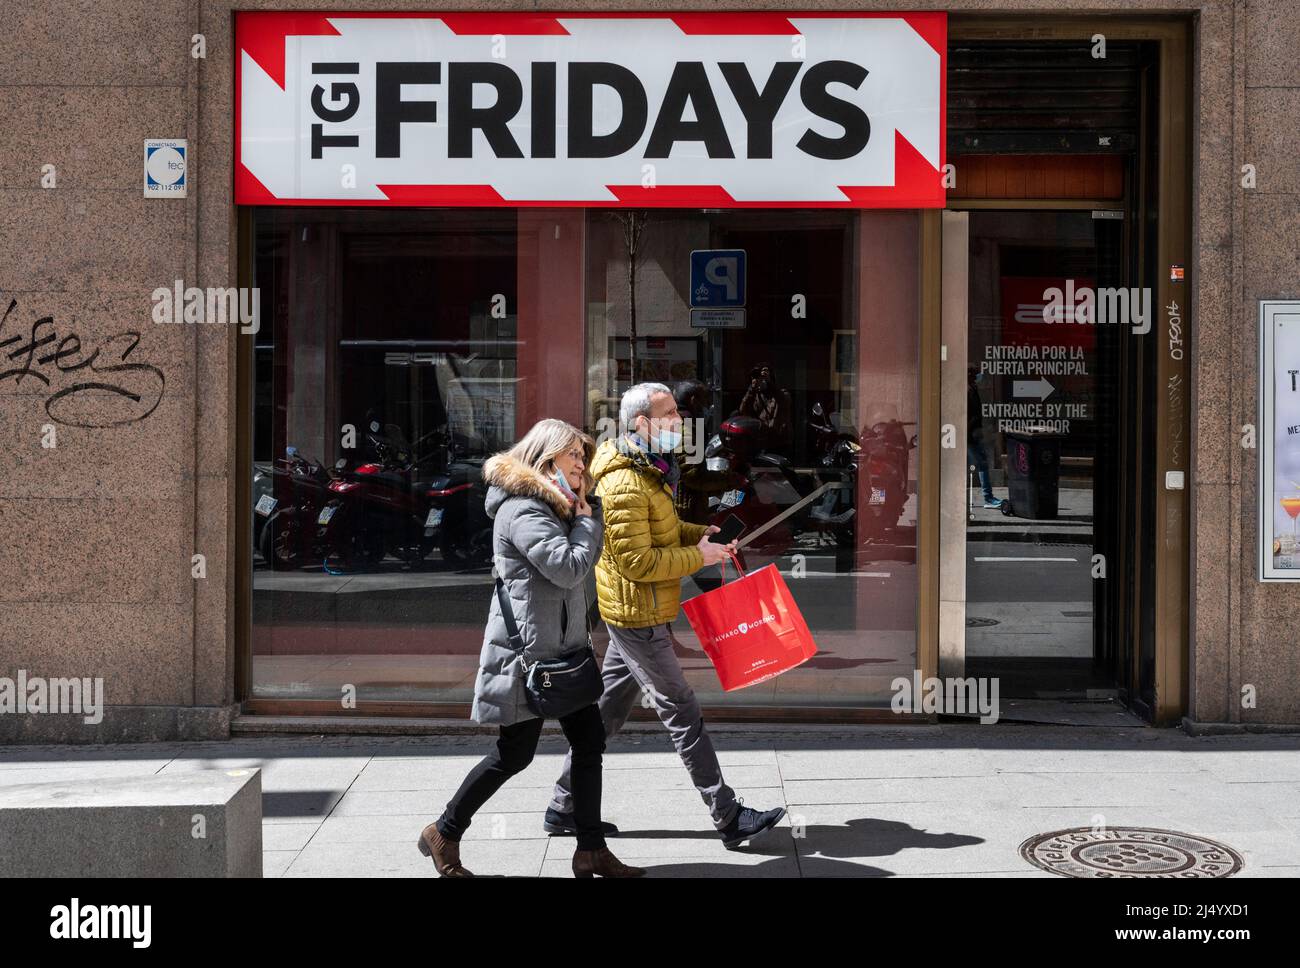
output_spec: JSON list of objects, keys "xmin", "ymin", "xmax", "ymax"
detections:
[
  {"xmin": 966, "ymin": 485, "xmax": 1093, "ymax": 538},
  {"xmin": 3, "ymin": 722, "xmax": 1299, "ymax": 878}
]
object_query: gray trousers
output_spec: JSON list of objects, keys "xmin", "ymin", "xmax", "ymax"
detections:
[{"xmin": 549, "ymin": 621, "xmax": 740, "ymax": 829}]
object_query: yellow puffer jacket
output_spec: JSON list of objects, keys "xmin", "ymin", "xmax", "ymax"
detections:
[{"xmin": 591, "ymin": 438, "xmax": 709, "ymax": 628}]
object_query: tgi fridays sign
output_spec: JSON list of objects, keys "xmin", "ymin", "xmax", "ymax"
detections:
[{"xmin": 234, "ymin": 11, "xmax": 945, "ymax": 207}]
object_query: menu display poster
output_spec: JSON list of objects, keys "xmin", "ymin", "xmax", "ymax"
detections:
[{"xmin": 1259, "ymin": 301, "xmax": 1300, "ymax": 580}]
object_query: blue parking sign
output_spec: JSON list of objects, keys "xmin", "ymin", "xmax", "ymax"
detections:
[{"xmin": 690, "ymin": 249, "xmax": 746, "ymax": 308}]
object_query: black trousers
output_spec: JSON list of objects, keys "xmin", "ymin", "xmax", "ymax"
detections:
[{"xmin": 437, "ymin": 702, "xmax": 607, "ymax": 851}]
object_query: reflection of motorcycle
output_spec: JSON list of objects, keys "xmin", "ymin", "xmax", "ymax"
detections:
[
  {"xmin": 702, "ymin": 405, "xmax": 917, "ymax": 556},
  {"xmin": 254, "ymin": 447, "xmax": 333, "ymax": 570},
  {"xmin": 807, "ymin": 403, "xmax": 862, "ymax": 547},
  {"xmin": 252, "ymin": 462, "xmax": 274, "ymax": 555},
  {"xmin": 858, "ymin": 412, "xmax": 917, "ymax": 539},
  {"xmin": 808, "ymin": 403, "xmax": 918, "ymax": 542},
  {"xmin": 702, "ymin": 415, "xmax": 826, "ymax": 555},
  {"xmin": 425, "ymin": 455, "xmax": 493, "ymax": 565},
  {"xmin": 316, "ymin": 424, "xmax": 443, "ymax": 572}
]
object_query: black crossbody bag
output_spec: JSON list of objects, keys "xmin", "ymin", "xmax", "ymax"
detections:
[{"xmin": 495, "ymin": 578, "xmax": 602, "ymax": 719}]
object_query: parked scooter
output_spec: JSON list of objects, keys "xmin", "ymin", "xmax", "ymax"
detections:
[
  {"xmin": 857, "ymin": 407, "xmax": 917, "ymax": 540},
  {"xmin": 316, "ymin": 423, "xmax": 443, "ymax": 573},
  {"xmin": 406, "ymin": 421, "xmax": 496, "ymax": 565},
  {"xmin": 807, "ymin": 402, "xmax": 863, "ymax": 547},
  {"xmin": 424, "ymin": 452, "xmax": 493, "ymax": 566},
  {"xmin": 252, "ymin": 461, "xmax": 274, "ymax": 559},
  {"xmin": 702, "ymin": 414, "xmax": 821, "ymax": 557},
  {"xmin": 807, "ymin": 402, "xmax": 918, "ymax": 543},
  {"xmin": 255, "ymin": 447, "xmax": 334, "ymax": 570},
  {"xmin": 702, "ymin": 403, "xmax": 916, "ymax": 558}
]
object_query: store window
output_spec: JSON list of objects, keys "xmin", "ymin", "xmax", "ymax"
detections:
[
  {"xmin": 251, "ymin": 208, "xmax": 523, "ymax": 700},
  {"xmin": 583, "ymin": 209, "xmax": 921, "ymax": 709},
  {"xmin": 250, "ymin": 207, "xmax": 920, "ymax": 712}
]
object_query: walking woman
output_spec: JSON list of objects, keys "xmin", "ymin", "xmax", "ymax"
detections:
[{"xmin": 419, "ymin": 418, "xmax": 644, "ymax": 878}]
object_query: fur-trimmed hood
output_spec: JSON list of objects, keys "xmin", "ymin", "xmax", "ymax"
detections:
[{"xmin": 482, "ymin": 453, "xmax": 576, "ymax": 520}]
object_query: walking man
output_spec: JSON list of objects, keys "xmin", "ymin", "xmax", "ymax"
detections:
[{"xmin": 544, "ymin": 382, "xmax": 787, "ymax": 849}]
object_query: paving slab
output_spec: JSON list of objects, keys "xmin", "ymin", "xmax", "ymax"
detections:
[{"xmin": 5, "ymin": 725, "xmax": 1299, "ymax": 877}]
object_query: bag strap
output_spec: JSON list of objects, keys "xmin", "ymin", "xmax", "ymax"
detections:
[
  {"xmin": 719, "ymin": 552, "xmax": 744, "ymax": 585},
  {"xmin": 495, "ymin": 577, "xmax": 526, "ymax": 656}
]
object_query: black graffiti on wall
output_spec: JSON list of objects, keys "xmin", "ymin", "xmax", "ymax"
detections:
[{"xmin": 0, "ymin": 295, "xmax": 165, "ymax": 427}]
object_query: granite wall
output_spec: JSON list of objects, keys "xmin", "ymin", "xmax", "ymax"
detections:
[{"xmin": 0, "ymin": 0, "xmax": 1292, "ymax": 741}]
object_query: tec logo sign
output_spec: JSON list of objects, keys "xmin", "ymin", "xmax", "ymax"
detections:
[{"xmin": 144, "ymin": 139, "xmax": 188, "ymax": 198}]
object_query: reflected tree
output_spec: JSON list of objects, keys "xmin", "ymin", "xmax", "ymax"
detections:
[{"xmin": 606, "ymin": 209, "xmax": 651, "ymax": 385}]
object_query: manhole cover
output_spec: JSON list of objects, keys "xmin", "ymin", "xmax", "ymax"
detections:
[
  {"xmin": 1020, "ymin": 827, "xmax": 1243, "ymax": 878},
  {"xmin": 966, "ymin": 616, "xmax": 999, "ymax": 628}
]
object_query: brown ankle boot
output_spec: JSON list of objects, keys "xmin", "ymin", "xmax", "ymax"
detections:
[
  {"xmin": 572, "ymin": 846, "xmax": 646, "ymax": 878},
  {"xmin": 418, "ymin": 822, "xmax": 474, "ymax": 877}
]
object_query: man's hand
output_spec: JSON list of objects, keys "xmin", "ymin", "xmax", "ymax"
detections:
[{"xmin": 697, "ymin": 527, "xmax": 737, "ymax": 567}]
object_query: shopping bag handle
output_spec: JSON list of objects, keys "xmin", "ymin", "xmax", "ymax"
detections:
[{"xmin": 719, "ymin": 551, "xmax": 743, "ymax": 584}]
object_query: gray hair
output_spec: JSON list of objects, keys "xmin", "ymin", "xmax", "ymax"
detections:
[{"xmin": 619, "ymin": 382, "xmax": 672, "ymax": 433}]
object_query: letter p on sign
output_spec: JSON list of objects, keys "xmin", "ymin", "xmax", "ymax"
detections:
[{"xmin": 706, "ymin": 257, "xmax": 740, "ymax": 302}]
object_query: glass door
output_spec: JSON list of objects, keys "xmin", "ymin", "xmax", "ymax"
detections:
[{"xmin": 940, "ymin": 207, "xmax": 1147, "ymax": 719}]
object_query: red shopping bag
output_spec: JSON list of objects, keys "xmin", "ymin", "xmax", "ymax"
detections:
[{"xmin": 681, "ymin": 555, "xmax": 818, "ymax": 691}]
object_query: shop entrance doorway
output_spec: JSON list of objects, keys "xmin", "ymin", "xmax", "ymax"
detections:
[
  {"xmin": 932, "ymin": 28, "xmax": 1192, "ymax": 726},
  {"xmin": 947, "ymin": 208, "xmax": 1154, "ymax": 720}
]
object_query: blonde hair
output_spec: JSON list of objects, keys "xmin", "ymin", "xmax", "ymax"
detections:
[{"xmin": 503, "ymin": 418, "xmax": 595, "ymax": 495}]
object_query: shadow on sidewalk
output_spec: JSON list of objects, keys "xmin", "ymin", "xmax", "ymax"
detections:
[{"xmin": 621, "ymin": 817, "xmax": 982, "ymax": 878}]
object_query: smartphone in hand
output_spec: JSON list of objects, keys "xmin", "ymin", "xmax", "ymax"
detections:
[{"xmin": 708, "ymin": 513, "xmax": 746, "ymax": 545}]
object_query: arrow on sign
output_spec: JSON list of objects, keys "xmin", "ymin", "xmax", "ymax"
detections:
[{"xmin": 1013, "ymin": 378, "xmax": 1055, "ymax": 401}]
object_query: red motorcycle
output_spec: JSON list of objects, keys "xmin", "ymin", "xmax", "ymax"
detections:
[
  {"xmin": 255, "ymin": 447, "xmax": 334, "ymax": 570},
  {"xmin": 853, "ymin": 405, "xmax": 918, "ymax": 541},
  {"xmin": 316, "ymin": 425, "xmax": 443, "ymax": 573}
]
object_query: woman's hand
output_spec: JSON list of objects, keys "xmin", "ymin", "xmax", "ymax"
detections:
[{"xmin": 575, "ymin": 485, "xmax": 593, "ymax": 517}]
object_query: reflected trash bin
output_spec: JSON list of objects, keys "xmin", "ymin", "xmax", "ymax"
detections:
[{"xmin": 1004, "ymin": 427, "xmax": 1064, "ymax": 519}]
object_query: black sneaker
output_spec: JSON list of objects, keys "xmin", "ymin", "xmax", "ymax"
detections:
[
  {"xmin": 719, "ymin": 802, "xmax": 787, "ymax": 850},
  {"xmin": 543, "ymin": 807, "xmax": 620, "ymax": 837}
]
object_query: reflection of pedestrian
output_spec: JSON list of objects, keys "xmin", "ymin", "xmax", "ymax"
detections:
[
  {"xmin": 968, "ymin": 368, "xmax": 1002, "ymax": 509},
  {"xmin": 587, "ymin": 361, "xmax": 613, "ymax": 431},
  {"xmin": 738, "ymin": 363, "xmax": 791, "ymax": 451}
]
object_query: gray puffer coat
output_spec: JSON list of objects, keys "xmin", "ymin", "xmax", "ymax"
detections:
[{"xmin": 470, "ymin": 453, "xmax": 604, "ymax": 726}]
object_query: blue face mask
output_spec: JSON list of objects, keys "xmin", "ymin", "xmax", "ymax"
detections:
[
  {"xmin": 639, "ymin": 416, "xmax": 682, "ymax": 453},
  {"xmin": 553, "ymin": 469, "xmax": 577, "ymax": 498},
  {"xmin": 655, "ymin": 428, "xmax": 683, "ymax": 452}
]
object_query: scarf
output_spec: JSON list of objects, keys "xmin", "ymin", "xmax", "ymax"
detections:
[{"xmin": 619, "ymin": 433, "xmax": 682, "ymax": 494}]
